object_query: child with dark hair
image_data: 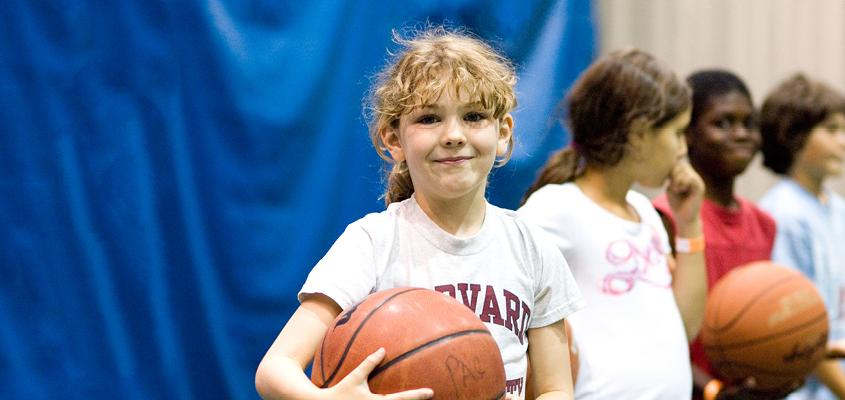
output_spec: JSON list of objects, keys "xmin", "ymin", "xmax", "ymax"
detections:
[
  {"xmin": 519, "ymin": 48, "xmax": 707, "ymax": 399},
  {"xmin": 652, "ymin": 70, "xmax": 781, "ymax": 399},
  {"xmin": 758, "ymin": 73, "xmax": 845, "ymax": 400}
]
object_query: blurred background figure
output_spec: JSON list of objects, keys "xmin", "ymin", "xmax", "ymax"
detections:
[
  {"xmin": 758, "ymin": 73, "xmax": 845, "ymax": 400},
  {"xmin": 652, "ymin": 69, "xmax": 778, "ymax": 399}
]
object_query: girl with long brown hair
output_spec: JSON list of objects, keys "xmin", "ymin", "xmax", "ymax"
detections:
[{"xmin": 519, "ymin": 48, "xmax": 707, "ymax": 399}]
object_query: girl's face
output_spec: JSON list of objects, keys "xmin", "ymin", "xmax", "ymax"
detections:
[
  {"xmin": 635, "ymin": 109, "xmax": 691, "ymax": 188},
  {"xmin": 687, "ymin": 91, "xmax": 760, "ymax": 180},
  {"xmin": 792, "ymin": 112, "xmax": 845, "ymax": 180},
  {"xmin": 382, "ymin": 91, "xmax": 512, "ymax": 202}
]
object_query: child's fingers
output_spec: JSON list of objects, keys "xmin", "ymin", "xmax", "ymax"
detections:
[
  {"xmin": 742, "ymin": 376, "xmax": 757, "ymax": 388},
  {"xmin": 668, "ymin": 162, "xmax": 698, "ymax": 193},
  {"xmin": 669, "ymin": 178, "xmax": 691, "ymax": 197},
  {"xmin": 667, "ymin": 163, "xmax": 687, "ymax": 191},
  {"xmin": 827, "ymin": 338, "xmax": 845, "ymax": 358},
  {"xmin": 332, "ymin": 348, "xmax": 387, "ymax": 396},
  {"xmin": 351, "ymin": 347, "xmax": 387, "ymax": 378},
  {"xmin": 345, "ymin": 348, "xmax": 433, "ymax": 400},
  {"xmin": 666, "ymin": 161, "xmax": 704, "ymax": 213},
  {"xmin": 382, "ymin": 388, "xmax": 435, "ymax": 399}
]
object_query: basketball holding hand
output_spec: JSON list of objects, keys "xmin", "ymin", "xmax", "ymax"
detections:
[
  {"xmin": 826, "ymin": 339, "xmax": 845, "ymax": 359},
  {"xmin": 322, "ymin": 347, "xmax": 434, "ymax": 400},
  {"xmin": 704, "ymin": 378, "xmax": 803, "ymax": 400},
  {"xmin": 312, "ymin": 288, "xmax": 506, "ymax": 399}
]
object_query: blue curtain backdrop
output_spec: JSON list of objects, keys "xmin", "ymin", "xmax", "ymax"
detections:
[{"xmin": 0, "ymin": 1, "xmax": 595, "ymax": 398}]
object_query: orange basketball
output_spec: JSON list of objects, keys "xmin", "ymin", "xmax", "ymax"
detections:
[
  {"xmin": 701, "ymin": 261, "xmax": 829, "ymax": 394},
  {"xmin": 311, "ymin": 287, "xmax": 506, "ymax": 399}
]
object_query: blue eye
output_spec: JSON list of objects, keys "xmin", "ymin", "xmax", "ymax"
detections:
[
  {"xmin": 417, "ymin": 115, "xmax": 439, "ymax": 124},
  {"xmin": 464, "ymin": 112, "xmax": 487, "ymax": 122}
]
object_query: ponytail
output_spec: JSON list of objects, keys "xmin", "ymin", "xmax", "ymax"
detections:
[
  {"xmin": 521, "ymin": 147, "xmax": 582, "ymax": 205},
  {"xmin": 384, "ymin": 161, "xmax": 414, "ymax": 205},
  {"xmin": 521, "ymin": 49, "xmax": 691, "ymax": 206}
]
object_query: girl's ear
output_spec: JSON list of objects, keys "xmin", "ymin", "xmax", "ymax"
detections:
[
  {"xmin": 497, "ymin": 114, "xmax": 514, "ymax": 157},
  {"xmin": 380, "ymin": 125, "xmax": 405, "ymax": 163},
  {"xmin": 626, "ymin": 118, "xmax": 651, "ymax": 159}
]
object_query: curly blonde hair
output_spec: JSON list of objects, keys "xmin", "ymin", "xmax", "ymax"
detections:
[{"xmin": 366, "ymin": 26, "xmax": 518, "ymax": 204}]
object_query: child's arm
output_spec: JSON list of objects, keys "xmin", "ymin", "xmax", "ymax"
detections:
[
  {"xmin": 526, "ymin": 320, "xmax": 574, "ymax": 400},
  {"xmin": 813, "ymin": 359, "xmax": 845, "ymax": 399},
  {"xmin": 664, "ymin": 160, "xmax": 707, "ymax": 341},
  {"xmin": 254, "ymin": 293, "xmax": 434, "ymax": 400}
]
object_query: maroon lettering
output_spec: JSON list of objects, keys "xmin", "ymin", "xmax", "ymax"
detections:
[
  {"xmin": 457, "ymin": 283, "xmax": 482, "ymax": 311},
  {"xmin": 479, "ymin": 285, "xmax": 505, "ymax": 325},
  {"xmin": 434, "ymin": 283, "xmax": 532, "ymax": 343},
  {"xmin": 435, "ymin": 284, "xmax": 456, "ymax": 298},
  {"xmin": 505, "ymin": 377, "xmax": 524, "ymax": 395},
  {"xmin": 518, "ymin": 302, "xmax": 531, "ymax": 344},
  {"xmin": 503, "ymin": 289, "xmax": 520, "ymax": 331}
]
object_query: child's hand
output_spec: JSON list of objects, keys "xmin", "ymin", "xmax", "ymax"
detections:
[
  {"xmin": 329, "ymin": 348, "xmax": 434, "ymax": 399},
  {"xmin": 665, "ymin": 160, "xmax": 704, "ymax": 236},
  {"xmin": 827, "ymin": 338, "xmax": 845, "ymax": 358},
  {"xmin": 705, "ymin": 377, "xmax": 802, "ymax": 400}
]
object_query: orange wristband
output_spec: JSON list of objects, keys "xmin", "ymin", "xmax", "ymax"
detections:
[
  {"xmin": 703, "ymin": 379, "xmax": 723, "ymax": 400},
  {"xmin": 675, "ymin": 235, "xmax": 705, "ymax": 253}
]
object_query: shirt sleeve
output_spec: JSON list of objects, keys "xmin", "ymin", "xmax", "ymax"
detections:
[
  {"xmin": 771, "ymin": 218, "xmax": 815, "ymax": 280},
  {"xmin": 298, "ymin": 220, "xmax": 378, "ymax": 310}
]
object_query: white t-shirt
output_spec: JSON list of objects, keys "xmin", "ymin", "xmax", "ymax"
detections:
[
  {"xmin": 300, "ymin": 195, "xmax": 585, "ymax": 399},
  {"xmin": 519, "ymin": 183, "xmax": 692, "ymax": 400}
]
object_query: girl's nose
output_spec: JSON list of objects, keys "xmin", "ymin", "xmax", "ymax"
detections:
[{"xmin": 442, "ymin": 121, "xmax": 466, "ymax": 147}]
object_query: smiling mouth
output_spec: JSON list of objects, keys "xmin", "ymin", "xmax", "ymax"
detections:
[
  {"xmin": 726, "ymin": 146, "xmax": 757, "ymax": 154},
  {"xmin": 435, "ymin": 156, "xmax": 472, "ymax": 163}
]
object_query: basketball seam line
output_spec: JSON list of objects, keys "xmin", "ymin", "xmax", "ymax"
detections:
[
  {"xmin": 705, "ymin": 275, "xmax": 802, "ymax": 332},
  {"xmin": 702, "ymin": 311, "xmax": 827, "ymax": 349},
  {"xmin": 710, "ymin": 358, "xmax": 820, "ymax": 377},
  {"xmin": 369, "ymin": 329, "xmax": 492, "ymax": 378},
  {"xmin": 320, "ymin": 287, "xmax": 425, "ymax": 388}
]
